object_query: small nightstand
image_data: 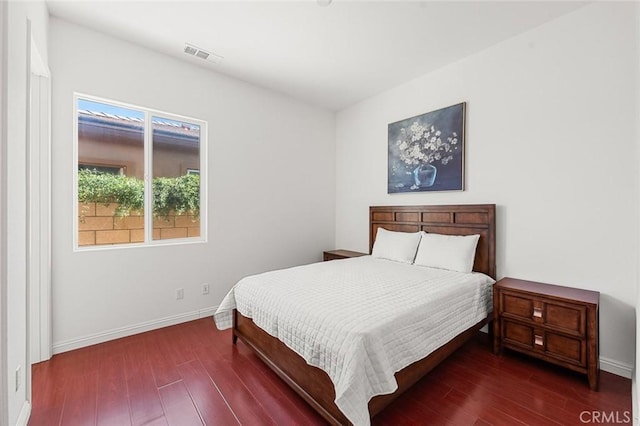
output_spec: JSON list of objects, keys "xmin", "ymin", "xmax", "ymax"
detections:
[
  {"xmin": 323, "ymin": 249, "xmax": 367, "ymax": 261},
  {"xmin": 493, "ymin": 277, "xmax": 599, "ymax": 390}
]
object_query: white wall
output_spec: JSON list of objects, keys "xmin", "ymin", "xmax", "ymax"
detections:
[
  {"xmin": 2, "ymin": 1, "xmax": 49, "ymax": 424},
  {"xmin": 50, "ymin": 19, "xmax": 335, "ymax": 352},
  {"xmin": 336, "ymin": 2, "xmax": 638, "ymax": 376}
]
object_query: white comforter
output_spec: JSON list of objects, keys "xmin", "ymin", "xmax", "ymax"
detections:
[{"xmin": 214, "ymin": 256, "xmax": 494, "ymax": 426}]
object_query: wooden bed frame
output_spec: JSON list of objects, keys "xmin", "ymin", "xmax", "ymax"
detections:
[{"xmin": 232, "ymin": 204, "xmax": 496, "ymax": 425}]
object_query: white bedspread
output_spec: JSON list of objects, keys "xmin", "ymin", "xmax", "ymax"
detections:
[{"xmin": 214, "ymin": 256, "xmax": 494, "ymax": 426}]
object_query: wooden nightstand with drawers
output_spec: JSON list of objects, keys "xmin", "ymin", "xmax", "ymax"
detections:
[
  {"xmin": 493, "ymin": 277, "xmax": 600, "ymax": 390},
  {"xmin": 322, "ymin": 249, "xmax": 367, "ymax": 261}
]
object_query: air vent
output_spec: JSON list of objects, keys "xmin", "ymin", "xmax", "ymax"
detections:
[
  {"xmin": 195, "ymin": 50, "xmax": 210, "ymax": 60},
  {"xmin": 184, "ymin": 43, "xmax": 222, "ymax": 64}
]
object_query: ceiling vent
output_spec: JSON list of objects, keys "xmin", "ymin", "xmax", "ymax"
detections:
[
  {"xmin": 184, "ymin": 43, "xmax": 223, "ymax": 64},
  {"xmin": 184, "ymin": 45, "xmax": 197, "ymax": 56},
  {"xmin": 195, "ymin": 50, "xmax": 209, "ymax": 60}
]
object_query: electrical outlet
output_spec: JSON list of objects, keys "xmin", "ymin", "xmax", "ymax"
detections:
[
  {"xmin": 15, "ymin": 365, "xmax": 21, "ymax": 392},
  {"xmin": 202, "ymin": 283, "xmax": 210, "ymax": 295},
  {"xmin": 176, "ymin": 288, "xmax": 184, "ymax": 300}
]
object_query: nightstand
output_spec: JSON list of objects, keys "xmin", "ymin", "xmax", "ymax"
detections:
[
  {"xmin": 323, "ymin": 249, "xmax": 367, "ymax": 261},
  {"xmin": 493, "ymin": 277, "xmax": 599, "ymax": 390}
]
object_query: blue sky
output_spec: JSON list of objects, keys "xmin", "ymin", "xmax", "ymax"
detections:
[
  {"xmin": 78, "ymin": 98, "xmax": 145, "ymax": 119},
  {"xmin": 77, "ymin": 98, "xmax": 197, "ymax": 130}
]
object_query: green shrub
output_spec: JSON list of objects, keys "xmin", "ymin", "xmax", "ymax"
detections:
[
  {"xmin": 78, "ymin": 169, "xmax": 200, "ymax": 217},
  {"xmin": 153, "ymin": 174, "xmax": 200, "ymax": 217}
]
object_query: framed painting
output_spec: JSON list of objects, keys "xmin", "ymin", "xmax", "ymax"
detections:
[{"xmin": 388, "ymin": 102, "xmax": 465, "ymax": 193}]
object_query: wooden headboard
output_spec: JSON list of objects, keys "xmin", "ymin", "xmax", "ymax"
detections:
[{"xmin": 370, "ymin": 204, "xmax": 496, "ymax": 279}]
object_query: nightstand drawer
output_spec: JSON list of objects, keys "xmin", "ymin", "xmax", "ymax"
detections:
[
  {"xmin": 545, "ymin": 301, "xmax": 586, "ymax": 336},
  {"xmin": 500, "ymin": 291, "xmax": 586, "ymax": 337},
  {"xmin": 501, "ymin": 293, "xmax": 535, "ymax": 321},
  {"xmin": 545, "ymin": 331, "xmax": 586, "ymax": 366},
  {"xmin": 502, "ymin": 319, "xmax": 586, "ymax": 367},
  {"xmin": 502, "ymin": 319, "xmax": 535, "ymax": 350}
]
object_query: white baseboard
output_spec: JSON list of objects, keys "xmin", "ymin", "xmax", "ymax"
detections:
[
  {"xmin": 52, "ymin": 306, "xmax": 218, "ymax": 355},
  {"xmin": 600, "ymin": 356, "xmax": 633, "ymax": 379},
  {"xmin": 16, "ymin": 401, "xmax": 31, "ymax": 426}
]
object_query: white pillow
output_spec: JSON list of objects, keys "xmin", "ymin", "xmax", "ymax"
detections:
[
  {"xmin": 414, "ymin": 232, "xmax": 480, "ymax": 273},
  {"xmin": 371, "ymin": 228, "xmax": 422, "ymax": 264}
]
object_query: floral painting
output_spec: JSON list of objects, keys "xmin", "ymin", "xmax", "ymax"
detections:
[{"xmin": 388, "ymin": 103, "xmax": 465, "ymax": 193}]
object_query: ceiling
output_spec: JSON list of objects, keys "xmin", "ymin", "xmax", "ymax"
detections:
[{"xmin": 46, "ymin": 1, "xmax": 586, "ymax": 111}]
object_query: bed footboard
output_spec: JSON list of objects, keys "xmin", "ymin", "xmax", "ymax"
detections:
[{"xmin": 233, "ymin": 309, "xmax": 490, "ymax": 425}]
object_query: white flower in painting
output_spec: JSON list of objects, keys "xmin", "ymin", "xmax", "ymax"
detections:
[
  {"xmin": 409, "ymin": 145, "xmax": 424, "ymax": 161},
  {"xmin": 396, "ymin": 119, "xmax": 461, "ymax": 170}
]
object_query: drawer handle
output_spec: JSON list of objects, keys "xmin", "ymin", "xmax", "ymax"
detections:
[
  {"xmin": 533, "ymin": 307, "xmax": 543, "ymax": 318},
  {"xmin": 534, "ymin": 335, "xmax": 544, "ymax": 346}
]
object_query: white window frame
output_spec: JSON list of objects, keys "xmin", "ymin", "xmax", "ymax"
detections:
[{"xmin": 73, "ymin": 93, "xmax": 207, "ymax": 251}]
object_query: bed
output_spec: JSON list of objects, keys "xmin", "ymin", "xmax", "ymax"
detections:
[{"xmin": 215, "ymin": 204, "xmax": 496, "ymax": 425}]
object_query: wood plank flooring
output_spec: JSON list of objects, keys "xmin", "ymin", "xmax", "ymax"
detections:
[{"xmin": 30, "ymin": 318, "xmax": 631, "ymax": 425}]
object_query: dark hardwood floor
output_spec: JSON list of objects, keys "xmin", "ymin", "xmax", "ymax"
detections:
[{"xmin": 30, "ymin": 318, "xmax": 631, "ymax": 425}]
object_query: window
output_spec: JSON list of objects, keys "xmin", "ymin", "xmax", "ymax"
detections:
[{"xmin": 75, "ymin": 94, "xmax": 206, "ymax": 249}]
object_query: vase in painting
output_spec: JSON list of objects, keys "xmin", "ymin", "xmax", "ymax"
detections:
[{"xmin": 413, "ymin": 163, "xmax": 437, "ymax": 188}]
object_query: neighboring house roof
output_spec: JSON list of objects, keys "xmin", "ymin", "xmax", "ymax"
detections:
[{"xmin": 78, "ymin": 110, "xmax": 200, "ymax": 150}]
